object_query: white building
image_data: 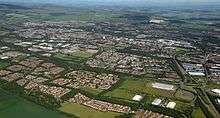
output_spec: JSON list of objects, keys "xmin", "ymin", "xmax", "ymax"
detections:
[
  {"xmin": 152, "ymin": 98, "xmax": 162, "ymax": 106},
  {"xmin": 212, "ymin": 89, "xmax": 220, "ymax": 96},
  {"xmin": 132, "ymin": 95, "xmax": 143, "ymax": 101},
  {"xmin": 166, "ymin": 102, "xmax": 176, "ymax": 109},
  {"xmin": 149, "ymin": 19, "xmax": 165, "ymax": 24},
  {"xmin": 152, "ymin": 82, "xmax": 175, "ymax": 91},
  {"xmin": 188, "ymin": 72, "xmax": 205, "ymax": 76}
]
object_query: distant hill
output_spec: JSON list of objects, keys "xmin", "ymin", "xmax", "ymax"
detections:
[{"xmin": 0, "ymin": 3, "xmax": 30, "ymax": 9}]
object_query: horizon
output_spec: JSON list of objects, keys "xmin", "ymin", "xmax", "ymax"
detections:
[{"xmin": 1, "ymin": 0, "xmax": 220, "ymax": 8}]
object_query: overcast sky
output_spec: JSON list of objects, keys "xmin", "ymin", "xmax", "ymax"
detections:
[{"xmin": 1, "ymin": 0, "xmax": 220, "ymax": 7}]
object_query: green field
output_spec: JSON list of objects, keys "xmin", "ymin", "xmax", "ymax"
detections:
[
  {"xmin": 175, "ymin": 89, "xmax": 194, "ymax": 102},
  {"xmin": 0, "ymin": 60, "xmax": 10, "ymax": 69},
  {"xmin": 174, "ymin": 101, "xmax": 193, "ymax": 115},
  {"xmin": 71, "ymin": 50, "xmax": 94, "ymax": 58},
  {"xmin": 206, "ymin": 82, "xmax": 220, "ymax": 89},
  {"xmin": 59, "ymin": 102, "xmax": 121, "ymax": 118},
  {"xmin": 105, "ymin": 77, "xmax": 176, "ymax": 100},
  {"xmin": 80, "ymin": 86, "xmax": 103, "ymax": 96},
  {"xmin": 191, "ymin": 107, "xmax": 206, "ymax": 118},
  {"xmin": 0, "ymin": 89, "xmax": 68, "ymax": 118},
  {"xmin": 54, "ymin": 51, "xmax": 93, "ymax": 63},
  {"xmin": 175, "ymin": 47, "xmax": 187, "ymax": 55}
]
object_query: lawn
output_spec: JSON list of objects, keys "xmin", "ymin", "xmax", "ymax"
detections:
[
  {"xmin": 0, "ymin": 89, "xmax": 68, "ymax": 118},
  {"xmin": 59, "ymin": 102, "xmax": 121, "ymax": 118},
  {"xmin": 191, "ymin": 107, "xmax": 206, "ymax": 118}
]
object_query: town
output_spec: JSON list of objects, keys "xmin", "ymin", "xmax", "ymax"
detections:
[{"xmin": 0, "ymin": 2, "xmax": 220, "ymax": 118}]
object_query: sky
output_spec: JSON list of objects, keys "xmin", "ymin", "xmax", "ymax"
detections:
[{"xmin": 1, "ymin": 0, "xmax": 220, "ymax": 7}]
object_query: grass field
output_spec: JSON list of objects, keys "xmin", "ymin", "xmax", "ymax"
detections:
[
  {"xmin": 174, "ymin": 101, "xmax": 193, "ymax": 115},
  {"xmin": 59, "ymin": 102, "xmax": 121, "ymax": 118},
  {"xmin": 54, "ymin": 53, "xmax": 84, "ymax": 63},
  {"xmin": 54, "ymin": 50, "xmax": 93, "ymax": 63},
  {"xmin": 105, "ymin": 77, "xmax": 176, "ymax": 100},
  {"xmin": 80, "ymin": 86, "xmax": 103, "ymax": 96},
  {"xmin": 175, "ymin": 47, "xmax": 187, "ymax": 55},
  {"xmin": 206, "ymin": 82, "xmax": 220, "ymax": 89},
  {"xmin": 175, "ymin": 89, "xmax": 194, "ymax": 102},
  {"xmin": 0, "ymin": 60, "xmax": 10, "ymax": 69},
  {"xmin": 191, "ymin": 107, "xmax": 206, "ymax": 118},
  {"xmin": 0, "ymin": 89, "xmax": 68, "ymax": 118}
]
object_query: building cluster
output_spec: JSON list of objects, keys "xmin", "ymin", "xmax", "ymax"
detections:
[
  {"xmin": 59, "ymin": 70, "xmax": 120, "ymax": 90},
  {"xmin": 25, "ymin": 82, "xmax": 71, "ymax": 98},
  {"xmin": 87, "ymin": 50, "xmax": 180, "ymax": 81},
  {"xmin": 0, "ymin": 50, "xmax": 28, "ymax": 61},
  {"xmin": 13, "ymin": 22, "xmax": 100, "ymax": 58},
  {"xmin": 69, "ymin": 93, "xmax": 132, "ymax": 113},
  {"xmin": 206, "ymin": 54, "xmax": 220, "ymax": 82},
  {"xmin": 0, "ymin": 50, "xmax": 71, "ymax": 98},
  {"xmin": 151, "ymin": 98, "xmax": 176, "ymax": 109},
  {"xmin": 13, "ymin": 21, "xmax": 198, "ymax": 61},
  {"xmin": 182, "ymin": 63, "xmax": 205, "ymax": 76},
  {"xmin": 177, "ymin": 51, "xmax": 205, "ymax": 64},
  {"xmin": 134, "ymin": 109, "xmax": 173, "ymax": 118}
]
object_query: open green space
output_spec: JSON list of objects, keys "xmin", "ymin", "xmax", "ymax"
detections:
[
  {"xmin": 59, "ymin": 102, "xmax": 121, "ymax": 118},
  {"xmin": 0, "ymin": 60, "xmax": 10, "ymax": 69},
  {"xmin": 174, "ymin": 101, "xmax": 193, "ymax": 116},
  {"xmin": 206, "ymin": 82, "xmax": 220, "ymax": 89},
  {"xmin": 80, "ymin": 86, "xmax": 103, "ymax": 96},
  {"xmin": 175, "ymin": 89, "xmax": 195, "ymax": 102},
  {"xmin": 0, "ymin": 89, "xmax": 68, "ymax": 118},
  {"xmin": 104, "ymin": 76, "xmax": 176, "ymax": 100},
  {"xmin": 105, "ymin": 88, "xmax": 136, "ymax": 100},
  {"xmin": 175, "ymin": 47, "xmax": 187, "ymax": 55},
  {"xmin": 191, "ymin": 107, "xmax": 206, "ymax": 118},
  {"xmin": 70, "ymin": 50, "xmax": 94, "ymax": 58},
  {"xmin": 53, "ymin": 51, "xmax": 93, "ymax": 63},
  {"xmin": 54, "ymin": 53, "xmax": 85, "ymax": 63}
]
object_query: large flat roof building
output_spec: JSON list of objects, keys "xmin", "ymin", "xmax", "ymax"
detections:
[
  {"xmin": 166, "ymin": 102, "xmax": 176, "ymax": 109},
  {"xmin": 152, "ymin": 98, "xmax": 162, "ymax": 106},
  {"xmin": 132, "ymin": 95, "xmax": 143, "ymax": 101},
  {"xmin": 152, "ymin": 82, "xmax": 175, "ymax": 91}
]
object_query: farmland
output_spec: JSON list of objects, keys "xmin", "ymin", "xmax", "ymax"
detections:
[{"xmin": 0, "ymin": 89, "xmax": 69, "ymax": 118}]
